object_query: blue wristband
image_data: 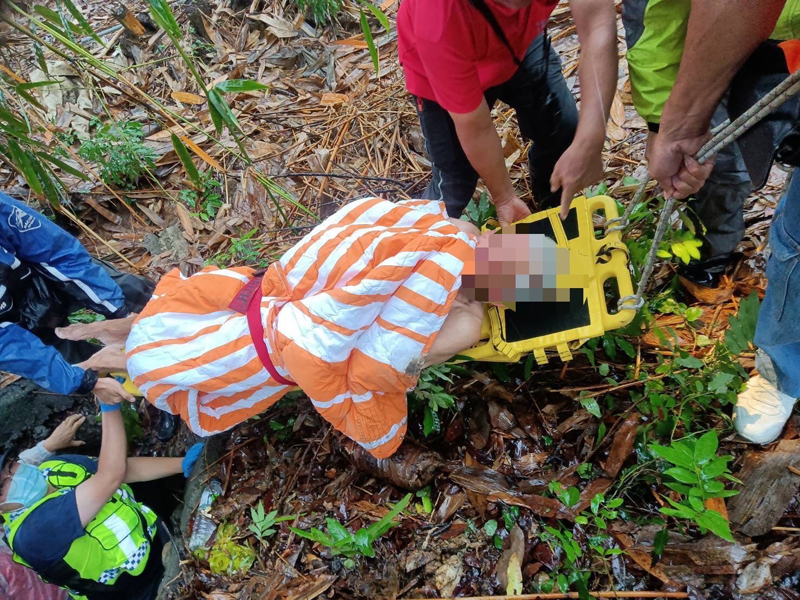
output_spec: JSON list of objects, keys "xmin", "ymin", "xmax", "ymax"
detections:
[{"xmin": 99, "ymin": 403, "xmax": 122, "ymax": 413}]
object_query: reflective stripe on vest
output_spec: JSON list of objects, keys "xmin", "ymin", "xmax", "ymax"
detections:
[{"xmin": 3, "ymin": 460, "xmax": 158, "ymax": 592}]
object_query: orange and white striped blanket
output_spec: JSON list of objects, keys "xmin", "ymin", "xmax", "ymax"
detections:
[{"xmin": 126, "ymin": 198, "xmax": 475, "ymax": 458}]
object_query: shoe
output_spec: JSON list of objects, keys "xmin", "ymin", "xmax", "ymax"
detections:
[
  {"xmin": 156, "ymin": 411, "xmax": 178, "ymax": 441},
  {"xmin": 733, "ymin": 375, "xmax": 796, "ymax": 444},
  {"xmin": 678, "ymin": 264, "xmax": 721, "ymax": 288},
  {"xmin": 677, "ymin": 255, "xmax": 732, "ymax": 289}
]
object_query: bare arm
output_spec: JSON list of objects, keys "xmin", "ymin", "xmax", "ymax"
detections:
[
  {"xmin": 450, "ymin": 101, "xmax": 531, "ymax": 225},
  {"xmin": 651, "ymin": 0, "xmax": 785, "ymax": 197},
  {"xmin": 124, "ymin": 457, "xmax": 183, "ymax": 483},
  {"xmin": 74, "ymin": 409, "xmax": 127, "ymax": 528},
  {"xmin": 552, "ymin": 0, "xmax": 618, "ymax": 218},
  {"xmin": 572, "ymin": 0, "xmax": 617, "ymax": 147}
]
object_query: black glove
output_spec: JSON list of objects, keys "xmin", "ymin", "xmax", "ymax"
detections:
[
  {"xmin": 0, "ymin": 262, "xmax": 33, "ymax": 320},
  {"xmin": 76, "ymin": 368, "xmax": 99, "ymax": 394}
]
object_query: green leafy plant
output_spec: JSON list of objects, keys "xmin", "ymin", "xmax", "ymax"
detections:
[
  {"xmin": 483, "ymin": 518, "xmax": 503, "ymax": 550},
  {"xmin": 358, "ymin": 2, "xmax": 389, "ymax": 73},
  {"xmin": 649, "ymin": 430, "xmax": 740, "ymax": 541},
  {"xmin": 120, "ymin": 402, "xmax": 143, "ymax": 442},
  {"xmin": 78, "ymin": 120, "xmax": 157, "ymax": 189},
  {"xmin": 290, "ymin": 493, "xmax": 412, "ymax": 558},
  {"xmin": 249, "ymin": 501, "xmax": 296, "ymax": 543},
  {"xmin": 68, "ymin": 309, "xmax": 105, "ymax": 324},
  {"xmin": 0, "ymin": 93, "xmax": 89, "ymax": 207},
  {"xmin": 149, "ymin": 0, "xmax": 267, "ymax": 160},
  {"xmin": 464, "ymin": 190, "xmax": 497, "ymax": 227},
  {"xmin": 268, "ymin": 417, "xmax": 296, "ymax": 441},
  {"xmin": 501, "ymin": 505, "xmax": 520, "ymax": 531},
  {"xmin": 408, "ymin": 364, "xmax": 456, "ymax": 436},
  {"xmin": 209, "ymin": 228, "xmax": 267, "ymax": 268},
  {"xmin": 624, "ymin": 197, "xmax": 704, "ymax": 277},
  {"xmin": 297, "ymin": 0, "xmax": 342, "ymax": 23},
  {"xmin": 537, "ymin": 484, "xmax": 624, "ymax": 599},
  {"xmin": 200, "ymin": 522, "xmax": 256, "ymax": 575},
  {"xmin": 725, "ymin": 291, "xmax": 760, "ymax": 355},
  {"xmin": 178, "ymin": 168, "xmax": 223, "ymax": 222},
  {"xmin": 416, "ymin": 486, "xmax": 433, "ymax": 514},
  {"xmin": 658, "ymin": 229, "xmax": 703, "ymax": 265}
]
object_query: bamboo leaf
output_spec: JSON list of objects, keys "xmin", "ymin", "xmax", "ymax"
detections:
[
  {"xmin": 7, "ymin": 139, "xmax": 44, "ymax": 197},
  {"xmin": 61, "ymin": 0, "xmax": 104, "ymax": 46},
  {"xmin": 207, "ymin": 88, "xmax": 241, "ymax": 133},
  {"xmin": 35, "ymin": 152, "xmax": 89, "ymax": 180},
  {"xmin": 16, "ymin": 80, "xmax": 60, "ymax": 110},
  {"xmin": 148, "ymin": 0, "xmax": 181, "ymax": 38},
  {"xmin": 56, "ymin": 1, "xmax": 77, "ymax": 43},
  {"xmin": 214, "ymin": 79, "xmax": 268, "ymax": 93},
  {"xmin": 17, "ymin": 80, "xmax": 61, "ymax": 91},
  {"xmin": 208, "ymin": 101, "xmax": 224, "ymax": 134},
  {"xmin": 15, "ymin": 89, "xmax": 45, "ymax": 111},
  {"xmin": 181, "ymin": 136, "xmax": 224, "ymax": 171},
  {"xmin": 366, "ymin": 493, "xmax": 412, "ymax": 539},
  {"xmin": 171, "ymin": 133, "xmax": 201, "ymax": 186},
  {"xmin": 33, "ymin": 42, "xmax": 49, "ymax": 75},
  {"xmin": 33, "ymin": 5, "xmax": 81, "ymax": 34},
  {"xmin": 359, "ymin": 10, "xmax": 379, "ymax": 73},
  {"xmin": 362, "ymin": 2, "xmax": 389, "ymax": 32},
  {"xmin": 31, "ymin": 158, "xmax": 62, "ymax": 208}
]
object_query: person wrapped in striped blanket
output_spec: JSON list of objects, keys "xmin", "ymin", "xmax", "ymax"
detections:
[{"xmin": 57, "ymin": 198, "xmax": 570, "ymax": 459}]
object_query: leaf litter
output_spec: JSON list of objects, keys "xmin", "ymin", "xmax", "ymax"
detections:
[{"xmin": 1, "ymin": 0, "xmax": 800, "ymax": 598}]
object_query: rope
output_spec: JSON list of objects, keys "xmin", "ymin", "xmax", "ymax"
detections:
[{"xmin": 614, "ymin": 68, "xmax": 800, "ymax": 312}]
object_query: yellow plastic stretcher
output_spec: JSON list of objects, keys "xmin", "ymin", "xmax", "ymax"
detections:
[
  {"xmin": 459, "ymin": 195, "xmax": 634, "ymax": 365},
  {"xmin": 110, "ymin": 371, "xmax": 144, "ymax": 397}
]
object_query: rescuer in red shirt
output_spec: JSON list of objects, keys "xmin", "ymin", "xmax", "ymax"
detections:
[{"xmin": 398, "ymin": 0, "xmax": 617, "ymax": 224}]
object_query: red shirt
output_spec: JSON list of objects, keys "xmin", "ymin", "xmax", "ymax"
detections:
[{"xmin": 398, "ymin": 0, "xmax": 558, "ymax": 114}]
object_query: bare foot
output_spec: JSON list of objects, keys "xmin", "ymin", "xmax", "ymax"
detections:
[
  {"xmin": 56, "ymin": 315, "xmax": 136, "ymax": 347},
  {"xmin": 76, "ymin": 344, "xmax": 128, "ymax": 372}
]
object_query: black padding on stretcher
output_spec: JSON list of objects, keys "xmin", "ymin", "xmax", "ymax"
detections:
[
  {"xmin": 502, "ymin": 288, "xmax": 591, "ymax": 342},
  {"xmin": 562, "ymin": 207, "xmax": 579, "ymax": 240},
  {"xmin": 515, "ymin": 218, "xmax": 556, "ymax": 239}
]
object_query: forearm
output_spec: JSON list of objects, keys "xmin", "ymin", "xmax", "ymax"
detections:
[
  {"xmin": 660, "ymin": 0, "xmax": 785, "ymax": 139},
  {"xmin": 573, "ymin": 0, "xmax": 618, "ymax": 147},
  {"xmin": 453, "ymin": 107, "xmax": 516, "ymax": 204},
  {"xmin": 96, "ymin": 410, "xmax": 127, "ymax": 486},
  {"xmin": 18, "ymin": 441, "xmax": 54, "ymax": 465},
  {"xmin": 0, "ymin": 323, "xmax": 93, "ymax": 394},
  {"xmin": 124, "ymin": 457, "xmax": 182, "ymax": 483}
]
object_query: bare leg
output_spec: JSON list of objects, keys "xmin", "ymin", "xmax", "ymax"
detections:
[{"xmin": 55, "ymin": 314, "xmax": 136, "ymax": 347}]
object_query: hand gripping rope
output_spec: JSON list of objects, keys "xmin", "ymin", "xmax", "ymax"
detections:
[{"xmin": 608, "ymin": 68, "xmax": 800, "ymax": 313}]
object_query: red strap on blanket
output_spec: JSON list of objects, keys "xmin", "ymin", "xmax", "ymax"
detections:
[{"xmin": 229, "ymin": 276, "xmax": 296, "ymax": 386}]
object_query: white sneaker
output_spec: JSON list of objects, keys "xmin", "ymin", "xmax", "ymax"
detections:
[{"xmin": 734, "ymin": 375, "xmax": 796, "ymax": 444}]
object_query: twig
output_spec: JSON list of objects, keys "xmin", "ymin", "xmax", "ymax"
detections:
[
  {"xmin": 772, "ymin": 526, "xmax": 800, "ymax": 532},
  {"xmin": 270, "ymin": 172, "xmax": 409, "ymax": 185},
  {"xmin": 788, "ymin": 465, "xmax": 800, "ymax": 476},
  {"xmin": 548, "ymin": 373, "xmax": 668, "ymax": 397},
  {"xmin": 316, "ymin": 114, "xmax": 357, "ymax": 205}
]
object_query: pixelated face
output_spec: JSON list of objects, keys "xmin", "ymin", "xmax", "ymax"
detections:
[{"xmin": 461, "ymin": 229, "xmax": 574, "ymax": 305}]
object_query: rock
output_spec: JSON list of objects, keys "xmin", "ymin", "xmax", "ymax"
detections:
[
  {"xmin": 0, "ymin": 380, "xmax": 81, "ymax": 451},
  {"xmin": 143, "ymin": 225, "xmax": 190, "ymax": 261},
  {"xmin": 404, "ymin": 550, "xmax": 438, "ymax": 572},
  {"xmin": 728, "ymin": 439, "xmax": 800, "ymax": 537},
  {"xmin": 431, "ymin": 553, "xmax": 464, "ymax": 597}
]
